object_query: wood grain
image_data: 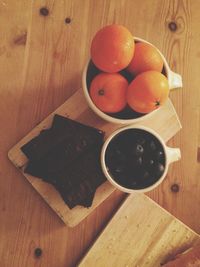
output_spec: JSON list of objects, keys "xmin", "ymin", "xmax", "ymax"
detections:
[
  {"xmin": 8, "ymin": 89, "xmax": 181, "ymax": 227},
  {"xmin": 79, "ymin": 194, "xmax": 200, "ymax": 267},
  {"xmin": 146, "ymin": 0, "xmax": 200, "ymax": 233},
  {"xmin": 0, "ymin": 0, "xmax": 200, "ymax": 266}
]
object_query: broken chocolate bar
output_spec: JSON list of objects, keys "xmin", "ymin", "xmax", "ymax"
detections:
[
  {"xmin": 21, "ymin": 114, "xmax": 106, "ymax": 209},
  {"xmin": 21, "ymin": 115, "xmax": 104, "ymax": 161}
]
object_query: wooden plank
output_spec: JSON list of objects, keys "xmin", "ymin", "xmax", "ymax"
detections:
[
  {"xmin": 8, "ymin": 87, "xmax": 181, "ymax": 227},
  {"xmin": 146, "ymin": 0, "xmax": 200, "ymax": 234},
  {"xmin": 0, "ymin": 1, "xmax": 33, "ymax": 267},
  {"xmin": 1, "ymin": 0, "xmax": 200, "ymax": 266},
  {"xmin": 79, "ymin": 193, "xmax": 200, "ymax": 267}
]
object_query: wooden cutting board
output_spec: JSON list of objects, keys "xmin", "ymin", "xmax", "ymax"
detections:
[
  {"xmin": 8, "ymin": 88, "xmax": 181, "ymax": 227},
  {"xmin": 79, "ymin": 193, "xmax": 200, "ymax": 267}
]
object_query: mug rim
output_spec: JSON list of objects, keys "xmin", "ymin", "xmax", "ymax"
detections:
[
  {"xmin": 100, "ymin": 125, "xmax": 169, "ymax": 193},
  {"xmin": 82, "ymin": 36, "xmax": 171, "ymax": 125}
]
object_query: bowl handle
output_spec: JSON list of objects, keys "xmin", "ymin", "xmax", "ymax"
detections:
[
  {"xmin": 168, "ymin": 70, "xmax": 183, "ymax": 90},
  {"xmin": 166, "ymin": 147, "xmax": 181, "ymax": 164}
]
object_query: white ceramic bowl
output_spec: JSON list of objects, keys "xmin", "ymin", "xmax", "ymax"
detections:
[
  {"xmin": 101, "ymin": 125, "xmax": 181, "ymax": 193},
  {"xmin": 82, "ymin": 37, "xmax": 182, "ymax": 125}
]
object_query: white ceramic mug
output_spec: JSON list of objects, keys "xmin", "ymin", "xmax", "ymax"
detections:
[
  {"xmin": 82, "ymin": 37, "xmax": 182, "ymax": 125},
  {"xmin": 101, "ymin": 125, "xmax": 181, "ymax": 193}
]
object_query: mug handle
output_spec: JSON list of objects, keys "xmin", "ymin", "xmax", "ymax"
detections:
[
  {"xmin": 168, "ymin": 70, "xmax": 183, "ymax": 90},
  {"xmin": 166, "ymin": 147, "xmax": 181, "ymax": 164}
]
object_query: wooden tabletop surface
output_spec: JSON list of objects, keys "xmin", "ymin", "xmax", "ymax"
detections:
[{"xmin": 0, "ymin": 1, "xmax": 200, "ymax": 266}]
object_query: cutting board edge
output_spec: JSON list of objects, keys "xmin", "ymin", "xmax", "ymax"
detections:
[
  {"xmin": 168, "ymin": 98, "xmax": 182, "ymax": 129},
  {"xmin": 8, "ymin": 147, "xmax": 118, "ymax": 227},
  {"xmin": 7, "ymin": 89, "xmax": 182, "ymax": 227},
  {"xmin": 78, "ymin": 193, "xmax": 200, "ymax": 267}
]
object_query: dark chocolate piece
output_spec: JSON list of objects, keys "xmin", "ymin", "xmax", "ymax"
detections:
[
  {"xmin": 21, "ymin": 114, "xmax": 105, "ymax": 209},
  {"xmin": 25, "ymin": 144, "xmax": 105, "ymax": 209},
  {"xmin": 21, "ymin": 115, "xmax": 103, "ymax": 161},
  {"xmin": 21, "ymin": 129, "xmax": 52, "ymax": 160}
]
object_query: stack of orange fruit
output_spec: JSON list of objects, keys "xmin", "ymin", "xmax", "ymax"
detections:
[{"xmin": 89, "ymin": 24, "xmax": 169, "ymax": 114}]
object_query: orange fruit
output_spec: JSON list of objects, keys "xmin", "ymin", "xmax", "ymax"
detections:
[
  {"xmin": 91, "ymin": 25, "xmax": 135, "ymax": 73},
  {"xmin": 127, "ymin": 71, "xmax": 169, "ymax": 114},
  {"xmin": 127, "ymin": 42, "xmax": 164, "ymax": 75},
  {"xmin": 89, "ymin": 73, "xmax": 128, "ymax": 113}
]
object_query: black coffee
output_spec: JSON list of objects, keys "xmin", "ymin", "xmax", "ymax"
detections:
[{"xmin": 105, "ymin": 129, "xmax": 166, "ymax": 189}]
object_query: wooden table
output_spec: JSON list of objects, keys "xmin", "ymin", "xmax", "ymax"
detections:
[{"xmin": 0, "ymin": 1, "xmax": 200, "ymax": 266}]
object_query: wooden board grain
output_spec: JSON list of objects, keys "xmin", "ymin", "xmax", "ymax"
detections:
[
  {"xmin": 1, "ymin": 0, "xmax": 200, "ymax": 266},
  {"xmin": 79, "ymin": 193, "xmax": 200, "ymax": 267},
  {"xmin": 8, "ymin": 88, "xmax": 181, "ymax": 227}
]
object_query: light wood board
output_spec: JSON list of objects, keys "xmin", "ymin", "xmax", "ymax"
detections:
[
  {"xmin": 79, "ymin": 193, "xmax": 200, "ymax": 267},
  {"xmin": 8, "ymin": 88, "xmax": 181, "ymax": 227}
]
